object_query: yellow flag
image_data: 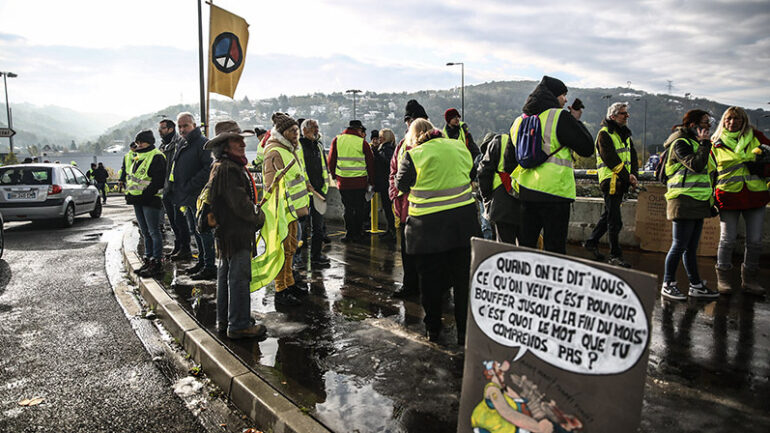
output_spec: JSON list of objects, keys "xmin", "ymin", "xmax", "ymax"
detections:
[{"xmin": 208, "ymin": 4, "xmax": 249, "ymax": 98}]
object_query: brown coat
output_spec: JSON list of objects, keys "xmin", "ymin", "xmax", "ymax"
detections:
[
  {"xmin": 209, "ymin": 157, "xmax": 263, "ymax": 258},
  {"xmin": 262, "ymin": 131, "xmax": 309, "ymax": 217}
]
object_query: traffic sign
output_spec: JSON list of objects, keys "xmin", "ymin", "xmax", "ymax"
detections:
[{"xmin": 0, "ymin": 128, "xmax": 15, "ymax": 138}]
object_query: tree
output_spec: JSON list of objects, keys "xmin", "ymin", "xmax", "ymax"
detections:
[{"xmin": 70, "ymin": 140, "xmax": 77, "ymax": 151}]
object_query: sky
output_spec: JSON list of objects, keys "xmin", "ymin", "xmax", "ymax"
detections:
[{"xmin": 0, "ymin": 0, "xmax": 768, "ymax": 117}]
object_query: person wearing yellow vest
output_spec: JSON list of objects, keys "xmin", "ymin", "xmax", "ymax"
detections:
[
  {"xmin": 443, "ymin": 108, "xmax": 480, "ymax": 161},
  {"xmin": 711, "ymin": 106, "xmax": 770, "ymax": 295},
  {"xmin": 395, "ymin": 118, "xmax": 481, "ymax": 345},
  {"xmin": 583, "ymin": 103, "xmax": 638, "ymax": 268},
  {"xmin": 512, "ymin": 76, "xmax": 594, "ymax": 254},
  {"xmin": 263, "ymin": 113, "xmax": 310, "ymax": 307},
  {"xmin": 117, "ymin": 141, "xmax": 137, "ymax": 191},
  {"xmin": 124, "ymin": 130, "xmax": 166, "ymax": 278},
  {"xmin": 299, "ymin": 118, "xmax": 332, "ymax": 267},
  {"xmin": 660, "ymin": 110, "xmax": 719, "ymax": 300},
  {"xmin": 328, "ymin": 119, "xmax": 375, "ymax": 242},
  {"xmin": 388, "ymin": 100, "xmax": 429, "ymax": 299},
  {"xmin": 477, "ymin": 133, "xmax": 521, "ymax": 244}
]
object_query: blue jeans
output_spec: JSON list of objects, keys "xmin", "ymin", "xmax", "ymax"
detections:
[
  {"xmin": 134, "ymin": 205, "xmax": 163, "ymax": 259},
  {"xmin": 216, "ymin": 248, "xmax": 252, "ymax": 331},
  {"xmin": 477, "ymin": 198, "xmax": 493, "ymax": 240},
  {"xmin": 184, "ymin": 205, "xmax": 215, "ymax": 268},
  {"xmin": 664, "ymin": 218, "xmax": 703, "ymax": 284}
]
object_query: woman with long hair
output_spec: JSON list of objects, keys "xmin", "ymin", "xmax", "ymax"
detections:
[
  {"xmin": 711, "ymin": 107, "xmax": 769, "ymax": 295},
  {"xmin": 660, "ymin": 110, "xmax": 719, "ymax": 300},
  {"xmin": 395, "ymin": 118, "xmax": 481, "ymax": 344}
]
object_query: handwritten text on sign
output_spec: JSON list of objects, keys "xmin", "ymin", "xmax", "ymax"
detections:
[{"xmin": 471, "ymin": 251, "xmax": 649, "ymax": 375}]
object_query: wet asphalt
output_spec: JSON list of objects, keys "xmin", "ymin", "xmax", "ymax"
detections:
[
  {"xmin": 0, "ymin": 203, "xmax": 208, "ymax": 433},
  {"xmin": 158, "ymin": 210, "xmax": 770, "ymax": 433}
]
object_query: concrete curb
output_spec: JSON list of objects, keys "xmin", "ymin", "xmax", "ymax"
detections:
[{"xmin": 120, "ymin": 227, "xmax": 333, "ymax": 433}]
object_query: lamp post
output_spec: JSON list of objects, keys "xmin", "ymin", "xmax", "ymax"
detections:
[
  {"xmin": 602, "ymin": 94, "xmax": 612, "ymax": 109},
  {"xmin": 1, "ymin": 71, "xmax": 17, "ymax": 154},
  {"xmin": 446, "ymin": 62, "xmax": 464, "ymax": 118},
  {"xmin": 635, "ymin": 97, "xmax": 648, "ymax": 168},
  {"xmin": 345, "ymin": 89, "xmax": 362, "ymax": 120}
]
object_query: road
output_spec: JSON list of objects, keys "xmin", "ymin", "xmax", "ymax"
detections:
[{"xmin": 0, "ymin": 203, "xmax": 212, "ymax": 432}]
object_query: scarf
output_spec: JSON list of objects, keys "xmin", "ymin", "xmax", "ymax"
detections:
[{"xmin": 720, "ymin": 129, "xmax": 756, "ymax": 154}]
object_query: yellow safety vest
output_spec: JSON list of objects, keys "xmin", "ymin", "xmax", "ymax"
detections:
[
  {"xmin": 407, "ymin": 137, "xmax": 474, "ymax": 217},
  {"xmin": 664, "ymin": 137, "xmax": 715, "ymax": 202},
  {"xmin": 118, "ymin": 151, "xmax": 135, "ymax": 180},
  {"xmin": 490, "ymin": 134, "xmax": 521, "ymax": 196},
  {"xmin": 713, "ymin": 131, "xmax": 766, "ymax": 193},
  {"xmin": 125, "ymin": 148, "xmax": 164, "ymax": 197},
  {"xmin": 443, "ymin": 121, "xmax": 467, "ymax": 145},
  {"xmin": 596, "ymin": 127, "xmax": 631, "ymax": 182},
  {"xmin": 265, "ymin": 144, "xmax": 309, "ymax": 222},
  {"xmin": 509, "ymin": 109, "xmax": 575, "ymax": 200},
  {"xmin": 335, "ymin": 134, "xmax": 367, "ymax": 178},
  {"xmin": 318, "ymin": 141, "xmax": 330, "ymax": 195}
]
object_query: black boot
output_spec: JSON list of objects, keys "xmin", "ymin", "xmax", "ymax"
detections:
[{"xmin": 138, "ymin": 259, "xmax": 163, "ymax": 278}]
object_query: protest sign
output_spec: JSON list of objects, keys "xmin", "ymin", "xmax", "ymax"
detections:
[
  {"xmin": 458, "ymin": 239, "xmax": 657, "ymax": 433},
  {"xmin": 634, "ymin": 185, "xmax": 719, "ymax": 256}
]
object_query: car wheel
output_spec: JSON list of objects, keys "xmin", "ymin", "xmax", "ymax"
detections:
[
  {"xmin": 90, "ymin": 200, "xmax": 102, "ymax": 219},
  {"xmin": 61, "ymin": 203, "xmax": 75, "ymax": 228}
]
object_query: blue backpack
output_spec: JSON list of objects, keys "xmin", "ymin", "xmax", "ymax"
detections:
[{"xmin": 515, "ymin": 114, "xmax": 563, "ymax": 168}]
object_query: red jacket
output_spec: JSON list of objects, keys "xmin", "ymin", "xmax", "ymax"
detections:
[
  {"xmin": 328, "ymin": 128, "xmax": 375, "ymax": 190},
  {"xmin": 713, "ymin": 128, "xmax": 770, "ymax": 210},
  {"xmin": 389, "ymin": 138, "xmax": 410, "ymax": 220}
]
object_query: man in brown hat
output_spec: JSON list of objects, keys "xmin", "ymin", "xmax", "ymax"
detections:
[{"xmin": 205, "ymin": 120, "xmax": 267, "ymax": 339}]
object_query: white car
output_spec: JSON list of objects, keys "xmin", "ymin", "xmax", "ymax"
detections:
[{"xmin": 0, "ymin": 163, "xmax": 102, "ymax": 227}]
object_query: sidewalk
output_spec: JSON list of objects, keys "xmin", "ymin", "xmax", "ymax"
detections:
[{"xmin": 128, "ymin": 224, "xmax": 770, "ymax": 433}]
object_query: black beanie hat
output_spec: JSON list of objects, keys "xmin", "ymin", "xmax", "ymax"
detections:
[
  {"xmin": 541, "ymin": 76, "xmax": 568, "ymax": 97},
  {"xmin": 134, "ymin": 130, "xmax": 155, "ymax": 145},
  {"xmin": 404, "ymin": 99, "xmax": 429, "ymax": 121},
  {"xmin": 370, "ymin": 130, "xmax": 379, "ymax": 139}
]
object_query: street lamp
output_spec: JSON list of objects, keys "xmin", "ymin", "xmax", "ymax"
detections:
[
  {"xmin": 635, "ymin": 97, "xmax": 648, "ymax": 169},
  {"xmin": 0, "ymin": 71, "xmax": 18, "ymax": 155},
  {"xmin": 602, "ymin": 94, "xmax": 612, "ymax": 109},
  {"xmin": 345, "ymin": 89, "xmax": 362, "ymax": 120},
  {"xmin": 446, "ymin": 62, "xmax": 464, "ymax": 118}
]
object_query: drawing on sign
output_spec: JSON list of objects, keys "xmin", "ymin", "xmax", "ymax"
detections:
[
  {"xmin": 211, "ymin": 32, "xmax": 243, "ymax": 73},
  {"xmin": 471, "ymin": 251, "xmax": 649, "ymax": 375},
  {"xmin": 470, "ymin": 360, "xmax": 583, "ymax": 433}
]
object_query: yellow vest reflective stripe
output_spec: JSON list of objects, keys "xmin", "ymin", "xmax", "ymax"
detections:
[
  {"xmin": 443, "ymin": 121, "xmax": 466, "ymax": 145},
  {"xmin": 118, "ymin": 151, "xmax": 134, "ymax": 180},
  {"xmin": 265, "ymin": 145, "xmax": 309, "ymax": 222},
  {"xmin": 318, "ymin": 142, "xmax": 329, "ymax": 195},
  {"xmin": 713, "ymin": 133, "xmax": 765, "ymax": 193},
  {"xmin": 664, "ymin": 138, "xmax": 715, "ymax": 202},
  {"xmin": 596, "ymin": 127, "xmax": 631, "ymax": 183},
  {"xmin": 126, "ymin": 148, "xmax": 164, "ymax": 197},
  {"xmin": 407, "ymin": 137, "xmax": 474, "ymax": 216},
  {"xmin": 509, "ymin": 109, "xmax": 575, "ymax": 200},
  {"xmin": 335, "ymin": 134, "xmax": 367, "ymax": 177}
]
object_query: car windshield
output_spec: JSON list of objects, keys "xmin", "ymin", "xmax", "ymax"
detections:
[{"xmin": 0, "ymin": 167, "xmax": 53, "ymax": 185}]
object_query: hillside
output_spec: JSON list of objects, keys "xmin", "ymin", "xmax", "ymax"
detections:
[{"xmin": 91, "ymin": 81, "xmax": 770, "ymax": 155}]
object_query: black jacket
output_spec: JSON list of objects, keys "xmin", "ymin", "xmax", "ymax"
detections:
[
  {"xmin": 373, "ymin": 140, "xmax": 395, "ymax": 193},
  {"xmin": 92, "ymin": 167, "xmax": 109, "ymax": 183},
  {"xmin": 170, "ymin": 127, "xmax": 211, "ymax": 207},
  {"xmin": 477, "ymin": 134, "xmax": 521, "ymax": 225},
  {"xmin": 597, "ymin": 118, "xmax": 638, "ymax": 195},
  {"xmin": 160, "ymin": 131, "xmax": 186, "ymax": 195},
  {"xmin": 300, "ymin": 136, "xmax": 327, "ymax": 197},
  {"xmin": 124, "ymin": 145, "xmax": 166, "ymax": 208},
  {"xmin": 517, "ymin": 82, "xmax": 594, "ymax": 202}
]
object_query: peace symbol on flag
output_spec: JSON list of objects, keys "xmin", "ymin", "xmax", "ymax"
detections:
[{"xmin": 211, "ymin": 32, "xmax": 243, "ymax": 73}]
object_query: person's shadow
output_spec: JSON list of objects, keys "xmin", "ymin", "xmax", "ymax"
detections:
[{"xmin": 0, "ymin": 260, "xmax": 13, "ymax": 313}]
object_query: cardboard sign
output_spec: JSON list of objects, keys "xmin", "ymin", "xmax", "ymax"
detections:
[
  {"xmin": 634, "ymin": 185, "xmax": 719, "ymax": 256},
  {"xmin": 458, "ymin": 239, "xmax": 657, "ymax": 433}
]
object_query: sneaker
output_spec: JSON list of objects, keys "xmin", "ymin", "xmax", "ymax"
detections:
[
  {"xmin": 688, "ymin": 280, "xmax": 719, "ymax": 299},
  {"xmin": 607, "ymin": 256, "xmax": 631, "ymax": 268},
  {"xmin": 661, "ymin": 282, "xmax": 687, "ymax": 301},
  {"xmin": 583, "ymin": 241, "xmax": 605, "ymax": 261},
  {"xmin": 190, "ymin": 266, "xmax": 217, "ymax": 280},
  {"xmin": 184, "ymin": 262, "xmax": 204, "ymax": 275},
  {"xmin": 227, "ymin": 324, "xmax": 267, "ymax": 340},
  {"xmin": 275, "ymin": 289, "xmax": 301, "ymax": 306}
]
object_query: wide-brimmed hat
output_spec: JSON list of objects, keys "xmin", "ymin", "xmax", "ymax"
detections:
[
  {"xmin": 204, "ymin": 120, "xmax": 254, "ymax": 149},
  {"xmin": 348, "ymin": 120, "xmax": 366, "ymax": 131}
]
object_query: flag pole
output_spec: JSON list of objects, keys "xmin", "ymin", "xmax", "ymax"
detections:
[{"xmin": 197, "ymin": 0, "xmax": 207, "ymax": 137}]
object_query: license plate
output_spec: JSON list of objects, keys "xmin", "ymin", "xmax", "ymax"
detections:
[{"xmin": 8, "ymin": 192, "xmax": 36, "ymax": 199}]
